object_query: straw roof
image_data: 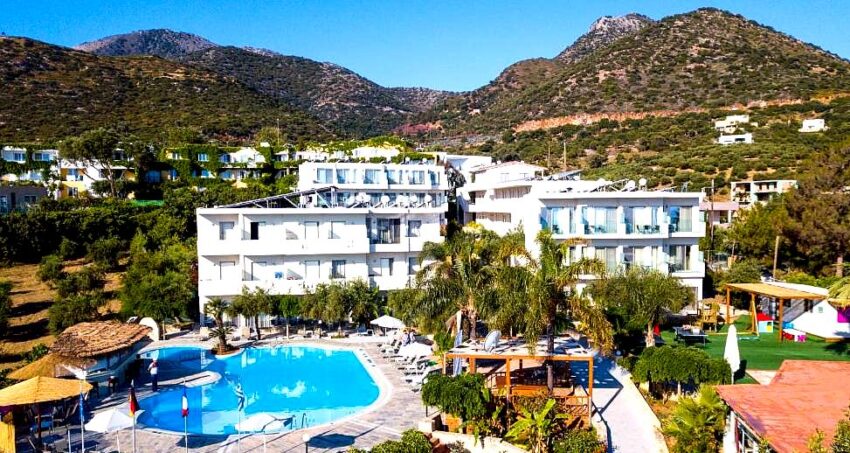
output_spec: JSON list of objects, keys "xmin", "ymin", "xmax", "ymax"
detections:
[
  {"xmin": 7, "ymin": 354, "xmax": 94, "ymax": 381},
  {"xmin": 725, "ymin": 282, "xmax": 826, "ymax": 300},
  {"xmin": 0, "ymin": 376, "xmax": 93, "ymax": 406},
  {"xmin": 50, "ymin": 321, "xmax": 152, "ymax": 359}
]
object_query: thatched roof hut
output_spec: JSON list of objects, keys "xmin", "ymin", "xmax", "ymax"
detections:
[
  {"xmin": 50, "ymin": 321, "xmax": 152, "ymax": 359},
  {"xmin": 7, "ymin": 354, "xmax": 94, "ymax": 380}
]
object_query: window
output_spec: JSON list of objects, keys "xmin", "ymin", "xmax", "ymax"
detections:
[
  {"xmin": 68, "ymin": 187, "xmax": 79, "ymax": 197},
  {"xmin": 250, "ymin": 261, "xmax": 266, "ymax": 281},
  {"xmin": 544, "ymin": 207, "xmax": 573, "ymax": 234},
  {"xmin": 386, "ymin": 170, "xmax": 399, "ymax": 184},
  {"xmin": 249, "ymin": 221, "xmax": 264, "ymax": 240},
  {"xmin": 668, "ymin": 245, "xmax": 692, "ymax": 272},
  {"xmin": 218, "ymin": 261, "xmax": 236, "ymax": 280},
  {"xmin": 169, "ymin": 152, "xmax": 181, "ymax": 160},
  {"xmin": 626, "ymin": 207, "xmax": 659, "ymax": 234},
  {"xmin": 408, "ymin": 257, "xmax": 418, "ymax": 275},
  {"xmin": 336, "ymin": 169, "xmax": 351, "ymax": 184},
  {"xmin": 805, "ymin": 300, "xmax": 814, "ymax": 312},
  {"xmin": 364, "ymin": 169, "xmax": 380, "ymax": 184},
  {"xmin": 370, "ymin": 218, "xmax": 400, "ymax": 244},
  {"xmin": 219, "ymin": 221, "xmax": 235, "ymax": 240},
  {"xmin": 12, "ymin": 152, "xmax": 25, "ymax": 162},
  {"xmin": 23, "ymin": 195, "xmax": 37, "ymax": 205},
  {"xmin": 304, "ymin": 221, "xmax": 319, "ymax": 239},
  {"xmin": 304, "ymin": 260, "xmax": 320, "ymax": 281},
  {"xmin": 197, "ymin": 153, "xmax": 209, "ymax": 162},
  {"xmin": 407, "ymin": 220, "xmax": 421, "ymax": 237},
  {"xmin": 430, "ymin": 171, "xmax": 439, "ymax": 186},
  {"xmin": 409, "ymin": 170, "xmax": 425, "ymax": 185},
  {"xmin": 668, "ymin": 206, "xmax": 693, "ymax": 233},
  {"xmin": 379, "ymin": 258, "xmax": 394, "ymax": 276},
  {"xmin": 329, "ymin": 221, "xmax": 345, "ymax": 239},
  {"xmin": 595, "ymin": 247, "xmax": 617, "ymax": 273},
  {"xmin": 316, "ymin": 168, "xmax": 333, "ymax": 184},
  {"xmin": 219, "ymin": 154, "xmax": 231, "ymax": 163},
  {"xmin": 583, "ymin": 207, "xmax": 617, "ymax": 234},
  {"xmin": 331, "ymin": 260, "xmax": 346, "ymax": 279}
]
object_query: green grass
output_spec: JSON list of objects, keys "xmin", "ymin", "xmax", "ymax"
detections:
[{"xmin": 661, "ymin": 315, "xmax": 850, "ymax": 372}]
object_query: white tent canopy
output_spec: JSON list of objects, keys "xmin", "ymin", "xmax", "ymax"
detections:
[
  {"xmin": 370, "ymin": 315, "xmax": 405, "ymax": 330},
  {"xmin": 396, "ymin": 342, "xmax": 433, "ymax": 358}
]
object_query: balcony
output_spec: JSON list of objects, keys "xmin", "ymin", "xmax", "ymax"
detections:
[
  {"xmin": 200, "ymin": 236, "xmax": 370, "ymax": 256},
  {"xmin": 625, "ymin": 223, "xmax": 662, "ymax": 235}
]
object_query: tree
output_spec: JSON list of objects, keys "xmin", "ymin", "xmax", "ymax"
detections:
[
  {"xmin": 37, "ymin": 255, "xmax": 66, "ymax": 286},
  {"xmin": 204, "ymin": 298, "xmax": 232, "ymax": 354},
  {"xmin": 505, "ymin": 398, "xmax": 566, "ymax": 453},
  {"xmin": 829, "ymin": 277, "xmax": 850, "ymax": 305},
  {"xmin": 726, "ymin": 198, "xmax": 788, "ymax": 265},
  {"xmin": 87, "ymin": 237, "xmax": 124, "ymax": 271},
  {"xmin": 784, "ymin": 144, "xmax": 850, "ymax": 276},
  {"xmin": 54, "ymin": 265, "xmax": 106, "ymax": 299},
  {"xmin": 59, "ymin": 128, "xmax": 123, "ymax": 197},
  {"xmin": 591, "ymin": 267, "xmax": 693, "ymax": 347},
  {"xmin": 713, "ymin": 259, "xmax": 763, "ymax": 293},
  {"xmin": 275, "ymin": 294, "xmax": 301, "ymax": 339},
  {"xmin": 662, "ymin": 386, "xmax": 727, "ymax": 453},
  {"xmin": 0, "ymin": 280, "xmax": 11, "ymax": 335},
  {"xmin": 48, "ymin": 293, "xmax": 105, "ymax": 334},
  {"xmin": 416, "ymin": 227, "xmax": 501, "ymax": 341},
  {"xmin": 231, "ymin": 286, "xmax": 274, "ymax": 340},
  {"xmin": 346, "ymin": 279, "xmax": 380, "ymax": 327}
]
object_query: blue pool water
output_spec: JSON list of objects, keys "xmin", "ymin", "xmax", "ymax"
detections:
[{"xmin": 137, "ymin": 345, "xmax": 380, "ymax": 435}]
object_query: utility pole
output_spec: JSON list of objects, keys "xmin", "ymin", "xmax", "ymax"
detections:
[
  {"xmin": 547, "ymin": 141, "xmax": 551, "ymax": 170},
  {"xmin": 562, "ymin": 141, "xmax": 567, "ymax": 171}
]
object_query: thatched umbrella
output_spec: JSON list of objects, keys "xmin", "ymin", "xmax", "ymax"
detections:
[
  {"xmin": 0, "ymin": 376, "xmax": 93, "ymax": 444},
  {"xmin": 8, "ymin": 354, "xmax": 93, "ymax": 381}
]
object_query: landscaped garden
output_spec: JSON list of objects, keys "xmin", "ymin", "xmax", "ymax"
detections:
[{"xmin": 660, "ymin": 315, "xmax": 850, "ymax": 372}]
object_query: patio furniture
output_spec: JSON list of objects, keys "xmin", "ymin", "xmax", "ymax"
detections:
[
  {"xmin": 782, "ymin": 328, "xmax": 807, "ymax": 342},
  {"xmin": 698, "ymin": 303, "xmax": 720, "ymax": 332},
  {"xmin": 673, "ymin": 326, "xmax": 708, "ymax": 346}
]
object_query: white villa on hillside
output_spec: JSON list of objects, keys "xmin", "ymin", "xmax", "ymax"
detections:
[
  {"xmin": 799, "ymin": 118, "xmax": 827, "ymax": 133},
  {"xmin": 714, "ymin": 114, "xmax": 750, "ymax": 133},
  {"xmin": 458, "ymin": 171, "xmax": 706, "ymax": 297},
  {"xmin": 731, "ymin": 179, "xmax": 797, "ymax": 208},
  {"xmin": 718, "ymin": 133, "xmax": 753, "ymax": 145},
  {"xmin": 0, "ymin": 147, "xmax": 58, "ymax": 184},
  {"xmin": 196, "ymin": 161, "xmax": 449, "ymax": 325}
]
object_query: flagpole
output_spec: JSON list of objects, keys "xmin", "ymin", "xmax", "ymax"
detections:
[
  {"xmin": 79, "ymin": 374, "xmax": 86, "ymax": 453},
  {"xmin": 184, "ymin": 415, "xmax": 189, "ymax": 453},
  {"xmin": 183, "ymin": 379, "xmax": 189, "ymax": 453}
]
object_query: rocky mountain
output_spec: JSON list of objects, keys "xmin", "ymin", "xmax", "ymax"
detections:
[
  {"xmin": 73, "ymin": 29, "xmax": 451, "ymax": 136},
  {"xmin": 554, "ymin": 13, "xmax": 654, "ymax": 64},
  {"xmin": 0, "ymin": 37, "xmax": 331, "ymax": 142},
  {"xmin": 74, "ymin": 29, "xmax": 217, "ymax": 59},
  {"xmin": 421, "ymin": 8, "xmax": 850, "ymax": 134}
]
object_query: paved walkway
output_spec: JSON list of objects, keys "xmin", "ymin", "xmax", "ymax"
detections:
[
  {"xmin": 17, "ymin": 339, "xmax": 426, "ymax": 452},
  {"xmin": 573, "ymin": 358, "xmax": 668, "ymax": 453}
]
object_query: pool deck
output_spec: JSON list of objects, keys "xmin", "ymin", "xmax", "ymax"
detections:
[{"xmin": 19, "ymin": 336, "xmax": 428, "ymax": 452}]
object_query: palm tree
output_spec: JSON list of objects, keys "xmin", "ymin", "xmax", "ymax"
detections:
[
  {"xmin": 662, "ymin": 386, "xmax": 727, "ymax": 453},
  {"xmin": 590, "ymin": 266, "xmax": 693, "ymax": 347},
  {"xmin": 829, "ymin": 276, "xmax": 850, "ymax": 305},
  {"xmin": 232, "ymin": 286, "xmax": 274, "ymax": 340},
  {"xmin": 416, "ymin": 226, "xmax": 500, "ymax": 341},
  {"xmin": 204, "ymin": 297, "xmax": 232, "ymax": 354}
]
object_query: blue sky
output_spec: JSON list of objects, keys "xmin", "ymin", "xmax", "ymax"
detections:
[{"xmin": 2, "ymin": 1, "xmax": 848, "ymax": 91}]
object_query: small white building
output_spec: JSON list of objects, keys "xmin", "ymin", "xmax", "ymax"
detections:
[
  {"xmin": 718, "ymin": 133, "xmax": 753, "ymax": 145},
  {"xmin": 799, "ymin": 118, "xmax": 827, "ymax": 133},
  {"xmin": 714, "ymin": 114, "xmax": 750, "ymax": 133},
  {"xmin": 458, "ymin": 176, "xmax": 706, "ymax": 297},
  {"xmin": 730, "ymin": 179, "xmax": 797, "ymax": 208},
  {"xmin": 196, "ymin": 161, "xmax": 450, "ymax": 326},
  {"xmin": 700, "ymin": 201, "xmax": 739, "ymax": 227}
]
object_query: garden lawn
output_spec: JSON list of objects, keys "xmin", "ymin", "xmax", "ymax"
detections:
[{"xmin": 661, "ymin": 315, "xmax": 850, "ymax": 372}]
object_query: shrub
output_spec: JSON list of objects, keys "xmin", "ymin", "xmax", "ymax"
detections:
[
  {"xmin": 48, "ymin": 293, "xmax": 105, "ymax": 334},
  {"xmin": 348, "ymin": 430, "xmax": 431, "ymax": 453},
  {"xmin": 55, "ymin": 266, "xmax": 106, "ymax": 299},
  {"xmin": 86, "ymin": 237, "xmax": 124, "ymax": 270},
  {"xmin": 632, "ymin": 346, "xmax": 730, "ymax": 396},
  {"xmin": 421, "ymin": 373, "xmax": 491, "ymax": 422},
  {"xmin": 58, "ymin": 238, "xmax": 82, "ymax": 260},
  {"xmin": 37, "ymin": 255, "xmax": 66, "ymax": 285},
  {"xmin": 24, "ymin": 343, "xmax": 49, "ymax": 363},
  {"xmin": 663, "ymin": 386, "xmax": 726, "ymax": 453},
  {"xmin": 552, "ymin": 429, "xmax": 604, "ymax": 453}
]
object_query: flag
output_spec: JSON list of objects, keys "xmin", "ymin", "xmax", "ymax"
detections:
[
  {"xmin": 234, "ymin": 382, "xmax": 245, "ymax": 412},
  {"xmin": 128, "ymin": 380, "xmax": 139, "ymax": 416},
  {"xmin": 181, "ymin": 386, "xmax": 189, "ymax": 418}
]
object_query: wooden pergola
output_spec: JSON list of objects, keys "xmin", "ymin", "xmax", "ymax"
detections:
[
  {"xmin": 724, "ymin": 283, "xmax": 826, "ymax": 342},
  {"xmin": 443, "ymin": 338, "xmax": 594, "ymax": 424}
]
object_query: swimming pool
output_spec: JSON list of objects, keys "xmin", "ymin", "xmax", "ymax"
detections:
[{"xmin": 137, "ymin": 345, "xmax": 381, "ymax": 435}]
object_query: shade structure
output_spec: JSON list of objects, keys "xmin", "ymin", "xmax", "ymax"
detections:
[
  {"xmin": 396, "ymin": 342, "xmax": 433, "ymax": 358},
  {"xmin": 84, "ymin": 405, "xmax": 142, "ymax": 433},
  {"xmin": 370, "ymin": 315, "xmax": 405, "ymax": 330},
  {"xmin": 0, "ymin": 376, "xmax": 92, "ymax": 406},
  {"xmin": 8, "ymin": 354, "xmax": 93, "ymax": 380},
  {"xmin": 235, "ymin": 413, "xmax": 290, "ymax": 432},
  {"xmin": 724, "ymin": 324, "xmax": 741, "ymax": 381}
]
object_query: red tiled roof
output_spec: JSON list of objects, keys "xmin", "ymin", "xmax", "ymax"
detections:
[{"xmin": 716, "ymin": 360, "xmax": 850, "ymax": 452}]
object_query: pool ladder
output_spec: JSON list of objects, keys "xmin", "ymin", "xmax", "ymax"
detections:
[{"xmin": 301, "ymin": 412, "xmax": 308, "ymax": 429}]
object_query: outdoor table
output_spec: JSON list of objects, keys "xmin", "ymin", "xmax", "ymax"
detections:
[{"xmin": 673, "ymin": 326, "xmax": 708, "ymax": 346}]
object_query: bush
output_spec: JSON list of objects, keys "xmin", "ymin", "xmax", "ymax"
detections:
[
  {"xmin": 348, "ymin": 430, "xmax": 431, "ymax": 453},
  {"xmin": 58, "ymin": 238, "xmax": 82, "ymax": 260},
  {"xmin": 87, "ymin": 237, "xmax": 124, "ymax": 270},
  {"xmin": 663, "ymin": 386, "xmax": 726, "ymax": 453},
  {"xmin": 55, "ymin": 266, "xmax": 106, "ymax": 299},
  {"xmin": 631, "ymin": 346, "xmax": 730, "ymax": 396},
  {"xmin": 48, "ymin": 293, "xmax": 105, "ymax": 334},
  {"xmin": 0, "ymin": 280, "xmax": 11, "ymax": 335},
  {"xmin": 37, "ymin": 255, "xmax": 66, "ymax": 285},
  {"xmin": 24, "ymin": 344, "xmax": 49, "ymax": 363},
  {"xmin": 553, "ymin": 429, "xmax": 604, "ymax": 453},
  {"xmin": 421, "ymin": 373, "xmax": 491, "ymax": 422}
]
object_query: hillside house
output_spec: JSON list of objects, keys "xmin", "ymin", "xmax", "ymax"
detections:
[
  {"xmin": 730, "ymin": 179, "xmax": 797, "ymax": 208},
  {"xmin": 714, "ymin": 114, "xmax": 750, "ymax": 133},
  {"xmin": 799, "ymin": 118, "xmax": 827, "ymax": 133},
  {"xmin": 718, "ymin": 133, "xmax": 753, "ymax": 145}
]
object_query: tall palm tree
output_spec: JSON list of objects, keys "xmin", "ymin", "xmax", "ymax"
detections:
[{"xmin": 416, "ymin": 226, "xmax": 500, "ymax": 341}]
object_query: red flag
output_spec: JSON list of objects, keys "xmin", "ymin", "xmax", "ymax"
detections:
[{"xmin": 128, "ymin": 380, "xmax": 139, "ymax": 416}]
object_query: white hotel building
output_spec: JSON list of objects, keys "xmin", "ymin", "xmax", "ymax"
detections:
[
  {"xmin": 196, "ymin": 161, "xmax": 449, "ymax": 320},
  {"xmin": 458, "ymin": 164, "xmax": 706, "ymax": 298}
]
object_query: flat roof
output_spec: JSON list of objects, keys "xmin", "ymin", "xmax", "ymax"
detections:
[
  {"xmin": 725, "ymin": 282, "xmax": 827, "ymax": 300},
  {"xmin": 446, "ymin": 337, "xmax": 593, "ymax": 361},
  {"xmin": 716, "ymin": 360, "xmax": 850, "ymax": 452}
]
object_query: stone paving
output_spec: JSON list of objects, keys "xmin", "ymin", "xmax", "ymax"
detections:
[{"xmin": 17, "ymin": 338, "xmax": 427, "ymax": 452}]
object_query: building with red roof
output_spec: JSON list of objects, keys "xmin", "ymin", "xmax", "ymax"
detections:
[{"xmin": 715, "ymin": 360, "xmax": 850, "ymax": 452}]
